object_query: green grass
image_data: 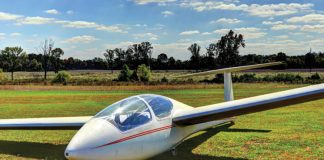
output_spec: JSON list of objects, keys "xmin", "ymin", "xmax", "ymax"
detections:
[{"xmin": 0, "ymin": 83, "xmax": 323, "ymax": 159}]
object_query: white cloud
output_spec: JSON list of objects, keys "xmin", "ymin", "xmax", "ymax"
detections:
[
  {"xmin": 247, "ymin": 3, "xmax": 313, "ymax": 17},
  {"xmin": 60, "ymin": 20, "xmax": 125, "ymax": 33},
  {"xmin": 271, "ymin": 24, "xmax": 299, "ymax": 30},
  {"xmin": 180, "ymin": 30, "xmax": 200, "ymax": 35},
  {"xmin": 0, "ymin": 12, "xmax": 22, "ymax": 20},
  {"xmin": 16, "ymin": 16, "xmax": 55, "ymax": 25},
  {"xmin": 62, "ymin": 35, "xmax": 98, "ymax": 44},
  {"xmin": 61, "ymin": 20, "xmax": 98, "ymax": 28},
  {"xmin": 10, "ymin": 32, "xmax": 21, "ymax": 36},
  {"xmin": 288, "ymin": 32, "xmax": 304, "ymax": 36},
  {"xmin": 274, "ymin": 39, "xmax": 296, "ymax": 44},
  {"xmin": 287, "ymin": 14, "xmax": 324, "ymax": 24},
  {"xmin": 44, "ymin": 9, "xmax": 59, "ymax": 15},
  {"xmin": 214, "ymin": 27, "xmax": 266, "ymax": 39},
  {"xmin": 66, "ymin": 10, "xmax": 74, "ymax": 15},
  {"xmin": 0, "ymin": 33, "xmax": 5, "ymax": 40},
  {"xmin": 180, "ymin": 2, "xmax": 313, "ymax": 17},
  {"xmin": 301, "ymin": 25, "xmax": 324, "ymax": 33},
  {"xmin": 274, "ymin": 35, "xmax": 289, "ymax": 39},
  {"xmin": 0, "ymin": 11, "xmax": 125, "ymax": 33},
  {"xmin": 210, "ymin": 18, "xmax": 242, "ymax": 24},
  {"xmin": 133, "ymin": 32, "xmax": 159, "ymax": 41},
  {"xmin": 161, "ymin": 11, "xmax": 174, "ymax": 17},
  {"xmin": 262, "ymin": 21, "xmax": 283, "ymax": 25},
  {"xmin": 201, "ymin": 32, "xmax": 212, "ymax": 35},
  {"xmin": 134, "ymin": 0, "xmax": 176, "ymax": 5},
  {"xmin": 135, "ymin": 24, "xmax": 148, "ymax": 27}
]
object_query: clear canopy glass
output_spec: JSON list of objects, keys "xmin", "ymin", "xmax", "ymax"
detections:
[
  {"xmin": 95, "ymin": 95, "xmax": 173, "ymax": 131},
  {"xmin": 140, "ymin": 95, "xmax": 173, "ymax": 119},
  {"xmin": 95, "ymin": 97, "xmax": 152, "ymax": 131}
]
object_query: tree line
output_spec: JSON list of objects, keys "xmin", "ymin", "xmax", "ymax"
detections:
[{"xmin": 0, "ymin": 30, "xmax": 322, "ymax": 80}]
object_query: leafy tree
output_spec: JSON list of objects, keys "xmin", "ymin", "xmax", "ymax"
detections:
[
  {"xmin": 0, "ymin": 47, "xmax": 27, "ymax": 80},
  {"xmin": 118, "ymin": 64, "xmax": 132, "ymax": 81},
  {"xmin": 104, "ymin": 49, "xmax": 115, "ymax": 73},
  {"xmin": 216, "ymin": 30, "xmax": 245, "ymax": 67},
  {"xmin": 168, "ymin": 57, "xmax": 176, "ymax": 69},
  {"xmin": 188, "ymin": 43, "xmax": 201, "ymax": 70},
  {"xmin": 114, "ymin": 48, "xmax": 125, "ymax": 68},
  {"xmin": 28, "ymin": 59, "xmax": 42, "ymax": 71},
  {"xmin": 305, "ymin": 52, "xmax": 316, "ymax": 72},
  {"xmin": 131, "ymin": 44, "xmax": 141, "ymax": 68},
  {"xmin": 137, "ymin": 64, "xmax": 151, "ymax": 82},
  {"xmin": 51, "ymin": 48, "xmax": 64, "ymax": 73},
  {"xmin": 139, "ymin": 42, "xmax": 153, "ymax": 67},
  {"xmin": 125, "ymin": 48, "xmax": 134, "ymax": 68},
  {"xmin": 205, "ymin": 43, "xmax": 217, "ymax": 68},
  {"xmin": 276, "ymin": 52, "xmax": 287, "ymax": 62},
  {"xmin": 157, "ymin": 53, "xmax": 168, "ymax": 68}
]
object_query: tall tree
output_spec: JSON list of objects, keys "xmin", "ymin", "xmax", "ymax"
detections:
[
  {"xmin": 157, "ymin": 53, "xmax": 168, "ymax": 69},
  {"xmin": 216, "ymin": 30, "xmax": 245, "ymax": 67},
  {"xmin": 205, "ymin": 43, "xmax": 218, "ymax": 69},
  {"xmin": 188, "ymin": 43, "xmax": 201, "ymax": 70},
  {"xmin": 130, "ymin": 44, "xmax": 141, "ymax": 68},
  {"xmin": 125, "ymin": 48, "xmax": 134, "ymax": 68},
  {"xmin": 38, "ymin": 39, "xmax": 54, "ymax": 80},
  {"xmin": 305, "ymin": 52, "xmax": 316, "ymax": 72},
  {"xmin": 51, "ymin": 48, "xmax": 64, "ymax": 73},
  {"xmin": 114, "ymin": 48, "xmax": 125, "ymax": 68},
  {"xmin": 1, "ymin": 47, "xmax": 27, "ymax": 80},
  {"xmin": 104, "ymin": 49, "xmax": 115, "ymax": 73},
  {"xmin": 139, "ymin": 42, "xmax": 153, "ymax": 67}
]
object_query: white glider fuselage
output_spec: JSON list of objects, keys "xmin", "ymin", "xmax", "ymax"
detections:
[{"xmin": 65, "ymin": 96, "xmax": 230, "ymax": 160}]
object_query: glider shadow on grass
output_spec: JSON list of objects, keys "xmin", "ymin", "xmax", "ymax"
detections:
[
  {"xmin": 0, "ymin": 123, "xmax": 271, "ymax": 159},
  {"xmin": 0, "ymin": 140, "xmax": 66, "ymax": 159},
  {"xmin": 151, "ymin": 122, "xmax": 271, "ymax": 160}
]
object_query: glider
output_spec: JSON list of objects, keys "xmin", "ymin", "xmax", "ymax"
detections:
[{"xmin": 0, "ymin": 62, "xmax": 323, "ymax": 160}]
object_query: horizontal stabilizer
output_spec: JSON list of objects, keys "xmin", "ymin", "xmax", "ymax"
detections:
[
  {"xmin": 176, "ymin": 62, "xmax": 283, "ymax": 78},
  {"xmin": 173, "ymin": 84, "xmax": 324, "ymax": 125},
  {"xmin": 0, "ymin": 116, "xmax": 92, "ymax": 130}
]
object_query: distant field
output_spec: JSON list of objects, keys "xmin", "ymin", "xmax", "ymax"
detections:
[
  {"xmin": 0, "ymin": 83, "xmax": 323, "ymax": 159},
  {"xmin": 2, "ymin": 70, "xmax": 324, "ymax": 84}
]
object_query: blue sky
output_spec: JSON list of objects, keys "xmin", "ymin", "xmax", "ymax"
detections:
[{"xmin": 0, "ymin": 0, "xmax": 324, "ymax": 60}]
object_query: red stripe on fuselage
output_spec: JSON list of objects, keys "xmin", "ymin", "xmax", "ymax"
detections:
[{"xmin": 94, "ymin": 125, "xmax": 173, "ymax": 149}]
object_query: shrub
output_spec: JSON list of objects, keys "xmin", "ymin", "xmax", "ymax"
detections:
[
  {"xmin": 130, "ymin": 70, "xmax": 138, "ymax": 81},
  {"xmin": 118, "ymin": 64, "xmax": 133, "ymax": 81},
  {"xmin": 307, "ymin": 73, "xmax": 321, "ymax": 80},
  {"xmin": 272, "ymin": 73, "xmax": 303, "ymax": 83},
  {"xmin": 52, "ymin": 71, "xmax": 71, "ymax": 85},
  {"xmin": 161, "ymin": 77, "xmax": 169, "ymax": 83},
  {"xmin": 237, "ymin": 73, "xmax": 258, "ymax": 82},
  {"xmin": 210, "ymin": 74, "xmax": 224, "ymax": 83},
  {"xmin": 0, "ymin": 69, "xmax": 4, "ymax": 80},
  {"xmin": 136, "ymin": 64, "xmax": 151, "ymax": 82}
]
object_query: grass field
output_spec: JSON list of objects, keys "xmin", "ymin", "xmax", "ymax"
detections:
[{"xmin": 0, "ymin": 83, "xmax": 323, "ymax": 160}]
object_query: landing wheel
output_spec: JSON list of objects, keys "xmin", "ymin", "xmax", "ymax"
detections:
[{"xmin": 171, "ymin": 148, "xmax": 177, "ymax": 156}]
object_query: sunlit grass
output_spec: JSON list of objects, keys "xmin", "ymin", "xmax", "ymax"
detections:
[{"xmin": 0, "ymin": 83, "xmax": 322, "ymax": 159}]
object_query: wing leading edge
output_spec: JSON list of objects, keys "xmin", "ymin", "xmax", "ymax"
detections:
[
  {"xmin": 173, "ymin": 84, "xmax": 324, "ymax": 126},
  {"xmin": 0, "ymin": 116, "xmax": 92, "ymax": 129}
]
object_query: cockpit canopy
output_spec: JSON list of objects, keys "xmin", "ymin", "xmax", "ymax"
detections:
[{"xmin": 94, "ymin": 95, "xmax": 173, "ymax": 132}]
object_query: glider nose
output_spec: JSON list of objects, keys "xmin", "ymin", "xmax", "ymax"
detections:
[
  {"xmin": 64, "ymin": 149, "xmax": 83, "ymax": 160},
  {"xmin": 65, "ymin": 118, "xmax": 119, "ymax": 159}
]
